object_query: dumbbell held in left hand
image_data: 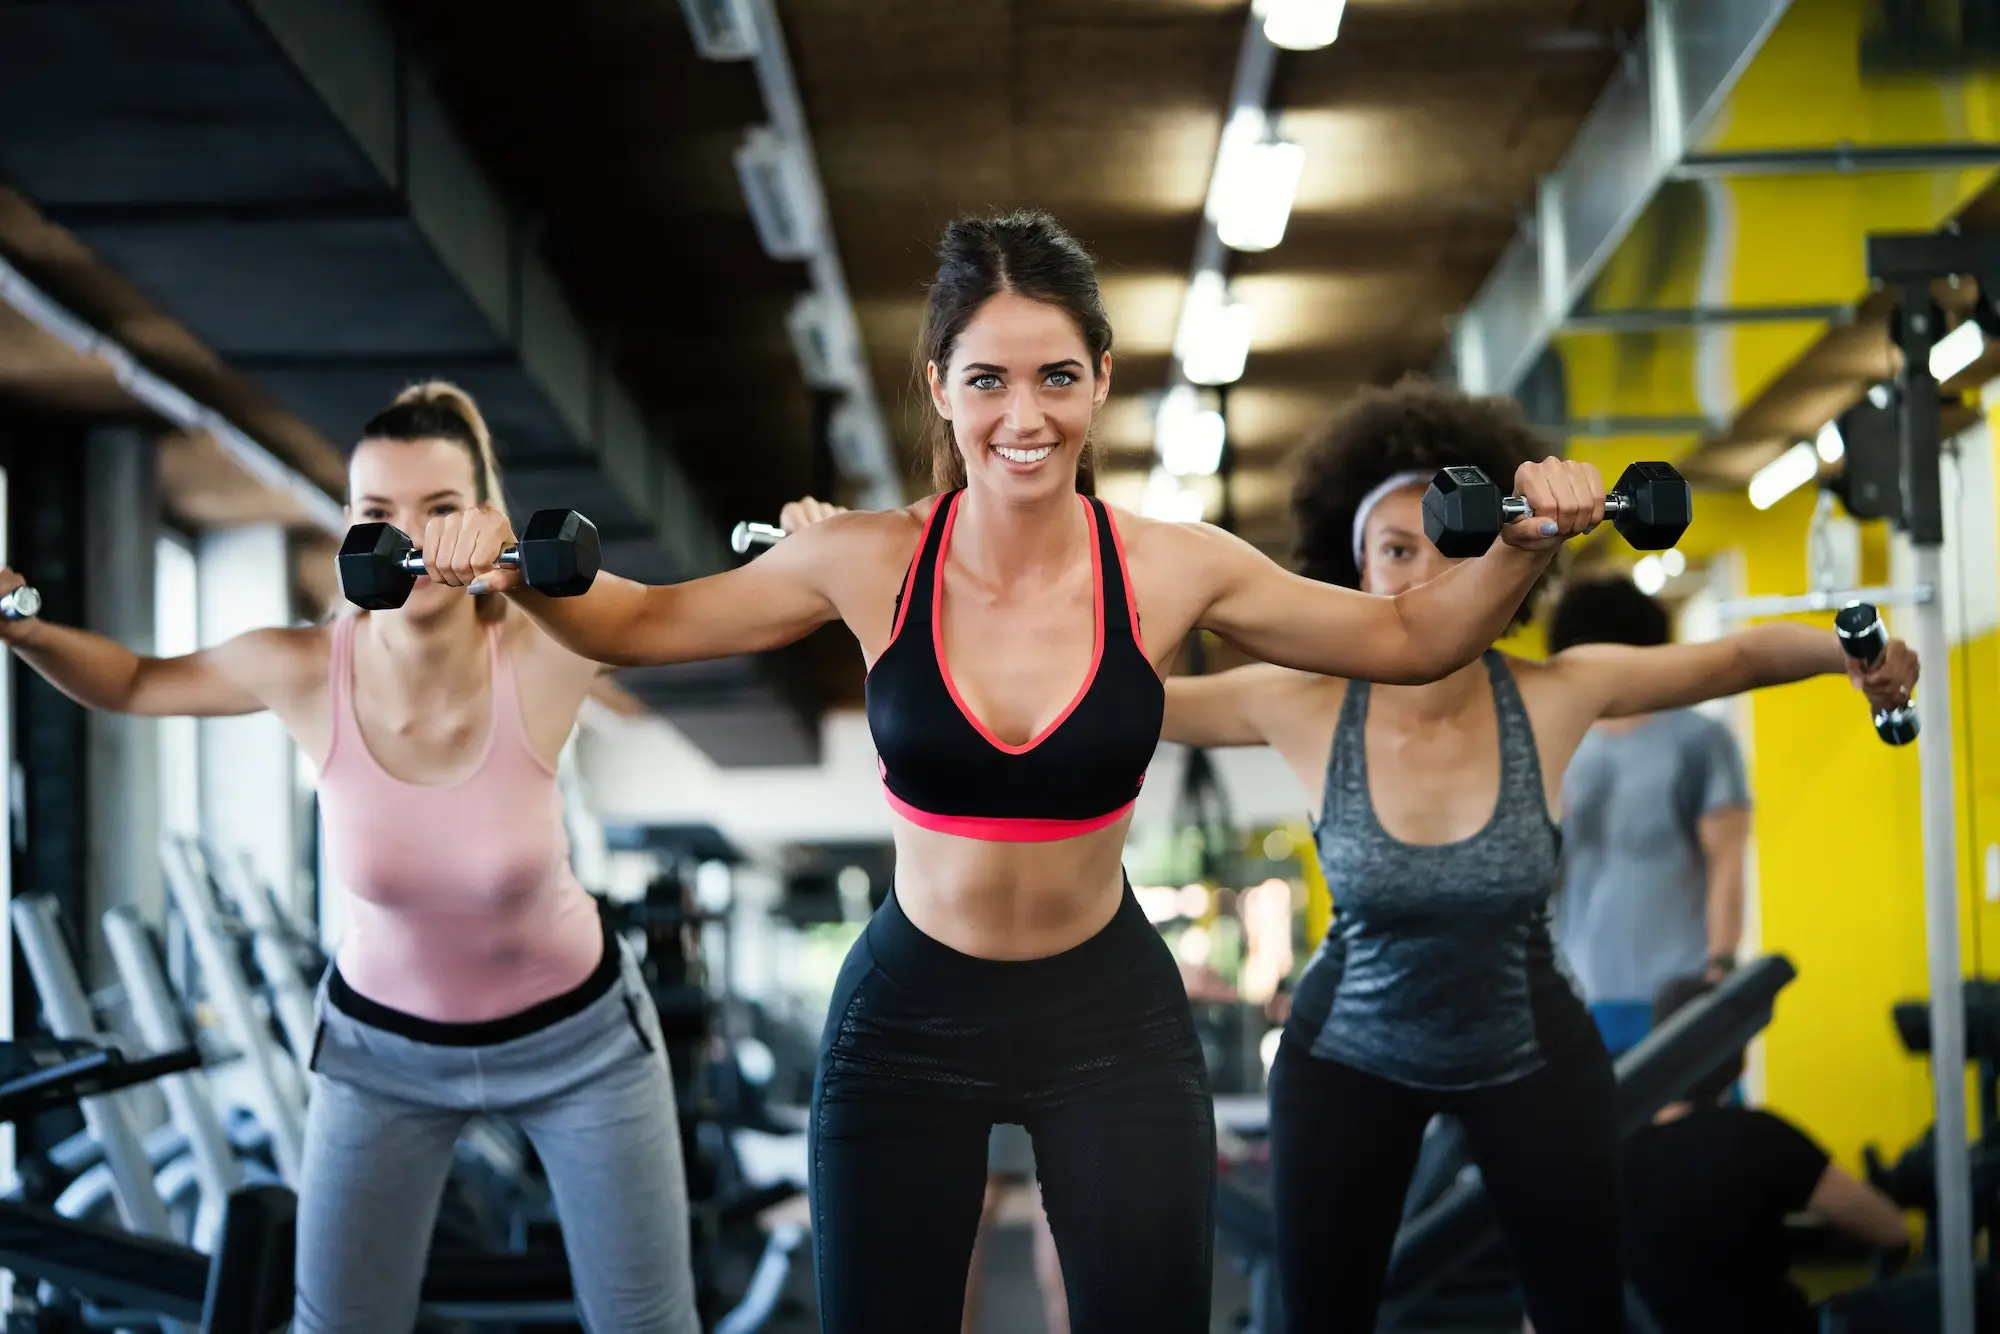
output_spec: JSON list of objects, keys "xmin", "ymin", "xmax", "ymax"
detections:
[
  {"xmin": 730, "ymin": 522, "xmax": 785, "ymax": 555},
  {"xmin": 1422, "ymin": 461, "xmax": 1692, "ymax": 559},
  {"xmin": 0, "ymin": 585, "xmax": 41, "ymax": 621},
  {"xmin": 337, "ymin": 510, "xmax": 602, "ymax": 610}
]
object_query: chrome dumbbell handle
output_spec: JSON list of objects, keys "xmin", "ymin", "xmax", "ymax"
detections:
[
  {"xmin": 730, "ymin": 522, "xmax": 786, "ymax": 555},
  {"xmin": 1, "ymin": 586, "xmax": 42, "ymax": 621},
  {"xmin": 1497, "ymin": 492, "xmax": 1634, "ymax": 522},
  {"xmin": 393, "ymin": 547, "xmax": 523, "ymax": 576}
]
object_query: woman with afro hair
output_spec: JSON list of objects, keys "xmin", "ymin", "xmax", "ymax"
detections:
[{"xmin": 1164, "ymin": 378, "xmax": 1919, "ymax": 1333}]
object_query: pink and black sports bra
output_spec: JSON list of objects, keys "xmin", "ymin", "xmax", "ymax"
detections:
[{"xmin": 864, "ymin": 489, "xmax": 1164, "ymax": 842}]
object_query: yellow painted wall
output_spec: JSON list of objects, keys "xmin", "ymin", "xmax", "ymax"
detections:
[{"xmin": 1718, "ymin": 449, "xmax": 2000, "ymax": 1171}]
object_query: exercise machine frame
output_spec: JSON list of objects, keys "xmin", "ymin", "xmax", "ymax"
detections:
[{"xmin": 1857, "ymin": 226, "xmax": 1998, "ymax": 1334}]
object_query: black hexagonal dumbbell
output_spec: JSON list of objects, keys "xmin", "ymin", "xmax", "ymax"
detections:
[
  {"xmin": 336, "ymin": 509, "xmax": 602, "ymax": 610},
  {"xmin": 1421, "ymin": 461, "xmax": 1692, "ymax": 559}
]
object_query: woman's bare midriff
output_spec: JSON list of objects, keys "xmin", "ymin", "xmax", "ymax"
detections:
[{"xmin": 888, "ymin": 815, "xmax": 1134, "ymax": 960}]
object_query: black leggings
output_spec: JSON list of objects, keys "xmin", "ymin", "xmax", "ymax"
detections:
[
  {"xmin": 809, "ymin": 888, "xmax": 1216, "ymax": 1334},
  {"xmin": 1268, "ymin": 1026, "xmax": 1620, "ymax": 1334}
]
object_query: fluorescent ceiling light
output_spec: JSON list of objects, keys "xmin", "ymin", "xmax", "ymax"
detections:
[
  {"xmin": 1257, "ymin": 0, "xmax": 1347, "ymax": 51},
  {"xmin": 1175, "ymin": 271, "xmax": 1253, "ymax": 386},
  {"xmin": 1156, "ymin": 386, "xmax": 1226, "ymax": 476},
  {"xmin": 1815, "ymin": 420, "xmax": 1845, "ymax": 464},
  {"xmin": 1747, "ymin": 441, "xmax": 1820, "ymax": 511},
  {"xmin": 1142, "ymin": 467, "xmax": 1209, "ymax": 522},
  {"xmin": 1661, "ymin": 548, "xmax": 1687, "ymax": 578},
  {"xmin": 1632, "ymin": 555, "xmax": 1667, "ymax": 596},
  {"xmin": 1929, "ymin": 319, "xmax": 1985, "ymax": 382},
  {"xmin": 1205, "ymin": 110, "xmax": 1305, "ymax": 253}
]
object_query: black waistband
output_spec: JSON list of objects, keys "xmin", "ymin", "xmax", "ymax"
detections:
[
  {"xmin": 327, "ymin": 908, "xmax": 619, "ymax": 1047},
  {"xmin": 865, "ymin": 882, "xmax": 1157, "ymax": 1011}
]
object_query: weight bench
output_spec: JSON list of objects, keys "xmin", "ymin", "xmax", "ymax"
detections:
[{"xmin": 1216, "ymin": 953, "xmax": 1798, "ymax": 1333}]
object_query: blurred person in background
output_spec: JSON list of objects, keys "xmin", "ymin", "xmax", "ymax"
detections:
[{"xmin": 1547, "ymin": 575, "xmax": 1751, "ymax": 1058}]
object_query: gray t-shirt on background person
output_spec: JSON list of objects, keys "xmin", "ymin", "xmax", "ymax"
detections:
[{"xmin": 1554, "ymin": 709, "xmax": 1751, "ymax": 1006}]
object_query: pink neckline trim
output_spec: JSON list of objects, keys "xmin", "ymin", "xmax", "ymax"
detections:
[{"xmin": 933, "ymin": 493, "xmax": 1104, "ymax": 756}]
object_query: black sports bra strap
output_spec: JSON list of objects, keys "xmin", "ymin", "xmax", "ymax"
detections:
[
  {"xmin": 1086, "ymin": 496, "xmax": 1139, "ymax": 645},
  {"xmin": 894, "ymin": 490, "xmax": 961, "ymax": 629}
]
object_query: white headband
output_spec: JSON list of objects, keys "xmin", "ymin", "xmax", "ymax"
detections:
[{"xmin": 1350, "ymin": 470, "xmax": 1433, "ymax": 572}]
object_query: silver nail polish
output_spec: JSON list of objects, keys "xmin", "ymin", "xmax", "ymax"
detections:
[{"xmin": 467, "ymin": 580, "xmax": 489, "ymax": 597}]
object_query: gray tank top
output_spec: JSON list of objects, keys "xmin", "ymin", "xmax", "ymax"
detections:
[{"xmin": 1288, "ymin": 652, "xmax": 1584, "ymax": 1090}]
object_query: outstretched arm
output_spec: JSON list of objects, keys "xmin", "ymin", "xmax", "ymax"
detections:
[
  {"xmin": 1547, "ymin": 621, "xmax": 1919, "ymax": 721},
  {"xmin": 1182, "ymin": 459, "xmax": 1598, "ymax": 686},
  {"xmin": 510, "ymin": 528, "xmax": 846, "ymax": 669},
  {"xmin": 0, "ymin": 567, "xmax": 287, "ymax": 716},
  {"xmin": 1162, "ymin": 664, "xmax": 1304, "ymax": 748},
  {"xmin": 432, "ymin": 507, "xmax": 852, "ymax": 668}
]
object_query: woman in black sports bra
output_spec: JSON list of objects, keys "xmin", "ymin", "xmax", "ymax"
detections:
[{"xmin": 444, "ymin": 211, "xmax": 1605, "ymax": 1333}]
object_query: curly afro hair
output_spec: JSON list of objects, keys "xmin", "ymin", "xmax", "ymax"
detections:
[{"xmin": 1290, "ymin": 378, "xmax": 1558, "ymax": 628}]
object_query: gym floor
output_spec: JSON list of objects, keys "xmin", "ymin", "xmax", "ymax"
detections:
[{"xmin": 754, "ymin": 1231, "xmax": 1254, "ymax": 1333}]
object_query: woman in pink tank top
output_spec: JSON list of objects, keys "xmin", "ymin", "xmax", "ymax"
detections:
[{"xmin": 0, "ymin": 383, "xmax": 698, "ymax": 1334}]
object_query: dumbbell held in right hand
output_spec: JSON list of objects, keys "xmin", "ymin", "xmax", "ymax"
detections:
[
  {"xmin": 337, "ymin": 510, "xmax": 602, "ymax": 611},
  {"xmin": 1423, "ymin": 461, "xmax": 1692, "ymax": 559},
  {"xmin": 1834, "ymin": 601, "xmax": 1919, "ymax": 746}
]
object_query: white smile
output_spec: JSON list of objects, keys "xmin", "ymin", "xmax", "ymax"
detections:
[{"xmin": 995, "ymin": 444, "xmax": 1055, "ymax": 464}]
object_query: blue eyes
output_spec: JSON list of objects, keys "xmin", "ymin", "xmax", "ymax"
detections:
[{"xmin": 967, "ymin": 372, "xmax": 1081, "ymax": 391}]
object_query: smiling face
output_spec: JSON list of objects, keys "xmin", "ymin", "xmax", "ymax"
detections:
[
  {"xmin": 1357, "ymin": 483, "xmax": 1457, "ymax": 597},
  {"xmin": 346, "ymin": 436, "xmax": 484, "ymax": 618},
  {"xmin": 927, "ymin": 290, "xmax": 1111, "ymax": 503}
]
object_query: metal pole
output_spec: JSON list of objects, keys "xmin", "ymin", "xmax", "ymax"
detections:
[
  {"xmin": 1912, "ymin": 545, "xmax": 1972, "ymax": 1327},
  {"xmin": 1895, "ymin": 298, "xmax": 1973, "ymax": 1334}
]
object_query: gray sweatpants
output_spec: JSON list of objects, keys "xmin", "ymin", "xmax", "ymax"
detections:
[{"xmin": 295, "ymin": 940, "xmax": 699, "ymax": 1334}]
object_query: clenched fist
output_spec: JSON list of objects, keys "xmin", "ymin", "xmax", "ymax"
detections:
[{"xmin": 1500, "ymin": 458, "xmax": 1606, "ymax": 553}]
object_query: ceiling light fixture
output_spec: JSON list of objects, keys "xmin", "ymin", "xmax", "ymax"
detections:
[
  {"xmin": 1176, "ymin": 271, "xmax": 1253, "ymax": 386},
  {"xmin": 1632, "ymin": 555, "xmax": 1667, "ymax": 596},
  {"xmin": 1156, "ymin": 386, "xmax": 1227, "ymax": 476},
  {"xmin": 1206, "ymin": 109, "xmax": 1305, "ymax": 253},
  {"xmin": 734, "ymin": 126, "xmax": 820, "ymax": 262},
  {"xmin": 1747, "ymin": 441, "xmax": 1820, "ymax": 511},
  {"xmin": 1929, "ymin": 319, "xmax": 1985, "ymax": 383},
  {"xmin": 1142, "ymin": 467, "xmax": 1209, "ymax": 522},
  {"xmin": 1257, "ymin": 0, "xmax": 1347, "ymax": 51},
  {"xmin": 677, "ymin": 0, "xmax": 759, "ymax": 60}
]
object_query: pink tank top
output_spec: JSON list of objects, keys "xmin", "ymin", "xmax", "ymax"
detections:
[{"xmin": 317, "ymin": 614, "xmax": 603, "ymax": 1022}]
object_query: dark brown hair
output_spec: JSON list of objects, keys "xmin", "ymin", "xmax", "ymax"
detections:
[
  {"xmin": 1547, "ymin": 573, "xmax": 1672, "ymax": 654},
  {"xmin": 917, "ymin": 211, "xmax": 1110, "ymax": 494},
  {"xmin": 1290, "ymin": 377, "xmax": 1556, "ymax": 628}
]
